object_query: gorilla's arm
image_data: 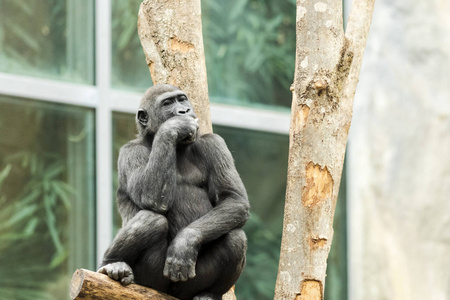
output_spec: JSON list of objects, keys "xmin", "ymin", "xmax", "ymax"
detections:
[
  {"xmin": 118, "ymin": 137, "xmax": 176, "ymax": 214},
  {"xmin": 119, "ymin": 116, "xmax": 198, "ymax": 214},
  {"xmin": 163, "ymin": 134, "xmax": 249, "ymax": 281},
  {"xmin": 186, "ymin": 134, "xmax": 250, "ymax": 241}
]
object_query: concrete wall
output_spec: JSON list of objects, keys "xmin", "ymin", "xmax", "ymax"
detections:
[{"xmin": 348, "ymin": 0, "xmax": 450, "ymax": 299}]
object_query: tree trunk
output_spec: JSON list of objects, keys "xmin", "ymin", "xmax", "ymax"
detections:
[
  {"xmin": 70, "ymin": 269, "xmax": 177, "ymax": 300},
  {"xmin": 137, "ymin": 0, "xmax": 212, "ymax": 135},
  {"xmin": 274, "ymin": 0, "xmax": 375, "ymax": 299},
  {"xmin": 137, "ymin": 2, "xmax": 236, "ymax": 299}
]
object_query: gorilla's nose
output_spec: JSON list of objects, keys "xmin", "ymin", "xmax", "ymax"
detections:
[{"xmin": 177, "ymin": 108, "xmax": 190, "ymax": 115}]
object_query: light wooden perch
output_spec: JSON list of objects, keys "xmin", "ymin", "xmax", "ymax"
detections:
[
  {"xmin": 70, "ymin": 269, "xmax": 236, "ymax": 300},
  {"xmin": 70, "ymin": 269, "xmax": 177, "ymax": 300}
]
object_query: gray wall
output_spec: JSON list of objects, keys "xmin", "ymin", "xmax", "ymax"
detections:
[{"xmin": 348, "ymin": 0, "xmax": 450, "ymax": 299}]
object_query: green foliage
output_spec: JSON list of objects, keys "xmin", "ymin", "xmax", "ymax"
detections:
[
  {"xmin": 202, "ymin": 0, "xmax": 296, "ymax": 107},
  {"xmin": 236, "ymin": 215, "xmax": 282, "ymax": 300},
  {"xmin": 0, "ymin": 97, "xmax": 87, "ymax": 299},
  {"xmin": 111, "ymin": 0, "xmax": 152, "ymax": 91},
  {"xmin": 0, "ymin": 0, "xmax": 66, "ymax": 77},
  {"xmin": 109, "ymin": 0, "xmax": 296, "ymax": 107},
  {"xmin": 0, "ymin": 153, "xmax": 72, "ymax": 300}
]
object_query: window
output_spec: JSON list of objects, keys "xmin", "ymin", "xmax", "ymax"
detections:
[
  {"xmin": 0, "ymin": 96, "xmax": 95, "ymax": 299},
  {"xmin": 0, "ymin": 0, "xmax": 94, "ymax": 84},
  {"xmin": 111, "ymin": 0, "xmax": 150, "ymax": 91},
  {"xmin": 0, "ymin": 1, "xmax": 347, "ymax": 299},
  {"xmin": 202, "ymin": 0, "xmax": 296, "ymax": 108}
]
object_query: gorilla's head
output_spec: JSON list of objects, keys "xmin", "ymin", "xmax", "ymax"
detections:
[{"xmin": 136, "ymin": 84, "xmax": 197, "ymax": 136}]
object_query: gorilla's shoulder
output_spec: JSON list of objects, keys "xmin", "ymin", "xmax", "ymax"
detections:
[
  {"xmin": 120, "ymin": 138, "xmax": 147, "ymax": 150},
  {"xmin": 194, "ymin": 133, "xmax": 233, "ymax": 162},
  {"xmin": 118, "ymin": 139, "xmax": 150, "ymax": 162},
  {"xmin": 196, "ymin": 133, "xmax": 227, "ymax": 149}
]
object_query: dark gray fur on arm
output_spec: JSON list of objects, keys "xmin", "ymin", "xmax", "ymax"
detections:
[
  {"xmin": 172, "ymin": 134, "xmax": 250, "ymax": 247},
  {"xmin": 119, "ymin": 131, "xmax": 178, "ymax": 214}
]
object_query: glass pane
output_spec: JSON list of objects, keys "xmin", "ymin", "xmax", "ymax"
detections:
[
  {"xmin": 213, "ymin": 126, "xmax": 289, "ymax": 300},
  {"xmin": 0, "ymin": 96, "xmax": 96, "ymax": 299},
  {"xmin": 112, "ymin": 112, "xmax": 138, "ymax": 233},
  {"xmin": 0, "ymin": 0, "xmax": 94, "ymax": 84},
  {"xmin": 111, "ymin": 0, "xmax": 152, "ymax": 92},
  {"xmin": 325, "ymin": 164, "xmax": 348, "ymax": 300},
  {"xmin": 202, "ymin": 0, "xmax": 296, "ymax": 108},
  {"xmin": 110, "ymin": 1, "xmax": 296, "ymax": 108}
]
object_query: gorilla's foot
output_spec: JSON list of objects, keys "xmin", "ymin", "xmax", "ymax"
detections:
[
  {"xmin": 98, "ymin": 261, "xmax": 134, "ymax": 286},
  {"xmin": 193, "ymin": 292, "xmax": 222, "ymax": 300}
]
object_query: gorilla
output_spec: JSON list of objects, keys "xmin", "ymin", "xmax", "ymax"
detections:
[{"xmin": 98, "ymin": 84, "xmax": 250, "ymax": 300}]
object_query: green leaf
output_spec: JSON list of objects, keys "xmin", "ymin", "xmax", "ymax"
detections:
[
  {"xmin": 5, "ymin": 204, "xmax": 39, "ymax": 227},
  {"xmin": 230, "ymin": 0, "xmax": 248, "ymax": 20},
  {"xmin": 58, "ymin": 181, "xmax": 76, "ymax": 194},
  {"xmin": 51, "ymin": 181, "xmax": 72, "ymax": 210},
  {"xmin": 266, "ymin": 15, "xmax": 283, "ymax": 31},
  {"xmin": 0, "ymin": 164, "xmax": 12, "ymax": 189},
  {"xmin": 30, "ymin": 154, "xmax": 38, "ymax": 175},
  {"xmin": 49, "ymin": 249, "xmax": 68, "ymax": 269},
  {"xmin": 43, "ymin": 163, "xmax": 64, "ymax": 180},
  {"xmin": 44, "ymin": 193, "xmax": 64, "ymax": 254},
  {"xmin": 23, "ymin": 218, "xmax": 39, "ymax": 236},
  {"xmin": 18, "ymin": 188, "xmax": 41, "ymax": 206}
]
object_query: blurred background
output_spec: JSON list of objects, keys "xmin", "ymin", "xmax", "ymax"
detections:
[{"xmin": 0, "ymin": 0, "xmax": 448, "ymax": 299}]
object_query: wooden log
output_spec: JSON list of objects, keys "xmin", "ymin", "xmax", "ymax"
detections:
[{"xmin": 70, "ymin": 269, "xmax": 178, "ymax": 300}]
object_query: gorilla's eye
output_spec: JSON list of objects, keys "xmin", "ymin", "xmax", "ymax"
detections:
[
  {"xmin": 179, "ymin": 96, "xmax": 187, "ymax": 102},
  {"xmin": 163, "ymin": 100, "xmax": 172, "ymax": 106}
]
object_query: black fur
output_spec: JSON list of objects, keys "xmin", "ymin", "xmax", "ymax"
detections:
[{"xmin": 98, "ymin": 84, "xmax": 249, "ymax": 300}]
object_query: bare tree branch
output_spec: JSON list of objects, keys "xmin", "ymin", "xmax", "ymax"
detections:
[{"xmin": 274, "ymin": 0, "xmax": 375, "ymax": 299}]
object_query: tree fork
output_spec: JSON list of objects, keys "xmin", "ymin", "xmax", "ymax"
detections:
[{"xmin": 274, "ymin": 0, "xmax": 375, "ymax": 299}]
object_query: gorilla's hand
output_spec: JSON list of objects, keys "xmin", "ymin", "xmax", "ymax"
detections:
[
  {"xmin": 163, "ymin": 229, "xmax": 200, "ymax": 282},
  {"xmin": 159, "ymin": 115, "xmax": 199, "ymax": 144}
]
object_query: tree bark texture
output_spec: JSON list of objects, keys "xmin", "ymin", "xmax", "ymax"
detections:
[
  {"xmin": 70, "ymin": 269, "xmax": 177, "ymax": 300},
  {"xmin": 274, "ymin": 0, "xmax": 375, "ymax": 299},
  {"xmin": 137, "ymin": 0, "xmax": 212, "ymax": 135}
]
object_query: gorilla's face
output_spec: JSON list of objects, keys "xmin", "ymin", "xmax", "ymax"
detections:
[{"xmin": 137, "ymin": 84, "xmax": 197, "ymax": 136}]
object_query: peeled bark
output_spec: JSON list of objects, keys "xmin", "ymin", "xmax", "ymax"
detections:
[
  {"xmin": 274, "ymin": 0, "xmax": 375, "ymax": 299},
  {"xmin": 137, "ymin": 0, "xmax": 212, "ymax": 135}
]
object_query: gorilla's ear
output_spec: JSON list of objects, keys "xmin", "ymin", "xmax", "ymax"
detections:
[{"xmin": 137, "ymin": 109, "xmax": 149, "ymax": 126}]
